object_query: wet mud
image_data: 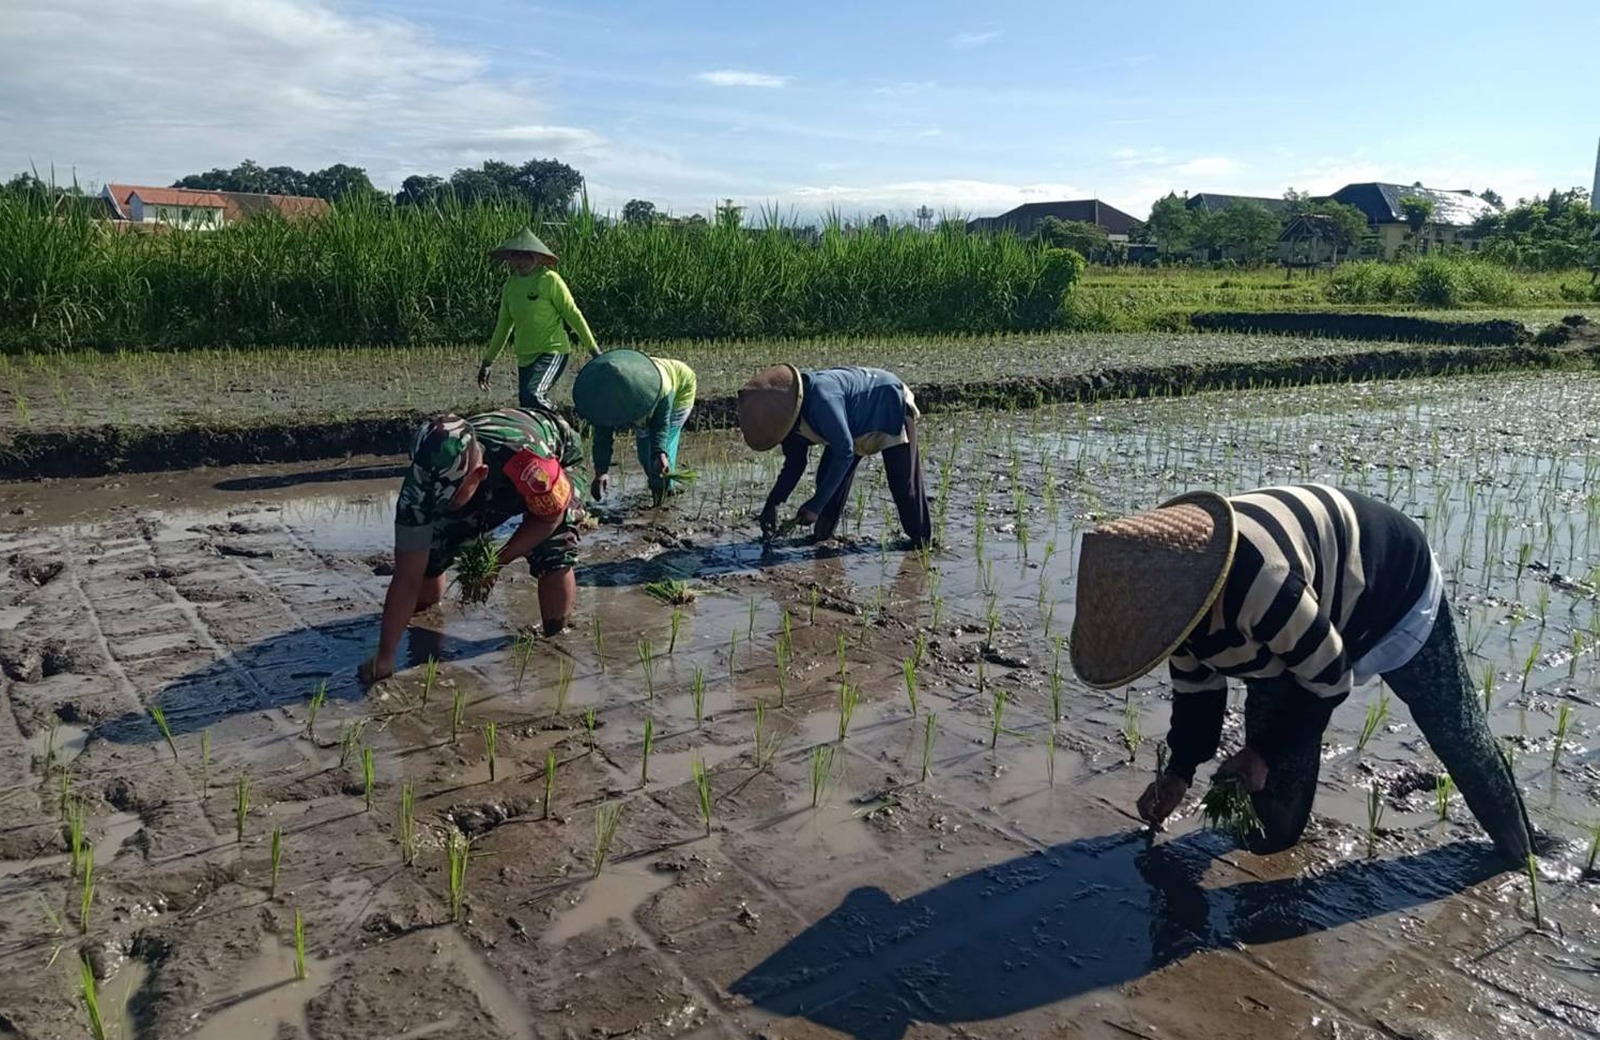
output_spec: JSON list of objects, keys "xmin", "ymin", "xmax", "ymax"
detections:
[{"xmin": 1, "ymin": 372, "xmax": 1598, "ymax": 1039}]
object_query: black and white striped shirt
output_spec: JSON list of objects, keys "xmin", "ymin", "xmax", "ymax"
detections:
[{"xmin": 1169, "ymin": 484, "xmax": 1435, "ymax": 699}]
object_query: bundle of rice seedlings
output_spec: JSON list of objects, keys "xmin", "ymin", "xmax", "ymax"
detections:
[
  {"xmin": 1200, "ymin": 776, "xmax": 1263, "ymax": 842},
  {"xmin": 643, "ymin": 580, "xmax": 695, "ymax": 606},
  {"xmin": 454, "ymin": 536, "xmax": 501, "ymax": 606}
]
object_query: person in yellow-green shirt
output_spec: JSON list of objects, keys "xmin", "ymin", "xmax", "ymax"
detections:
[
  {"xmin": 476, "ymin": 228, "xmax": 601, "ymax": 410},
  {"xmin": 572, "ymin": 349, "xmax": 697, "ymax": 505}
]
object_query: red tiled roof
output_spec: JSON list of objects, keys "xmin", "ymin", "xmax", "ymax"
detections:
[
  {"xmin": 108, "ymin": 184, "xmax": 228, "ymax": 209},
  {"xmin": 103, "ymin": 184, "xmax": 331, "ymax": 222}
]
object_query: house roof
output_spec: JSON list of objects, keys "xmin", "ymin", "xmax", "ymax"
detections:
[
  {"xmin": 1329, "ymin": 183, "xmax": 1495, "ymax": 227},
  {"xmin": 967, "ymin": 199, "xmax": 1140, "ymax": 237},
  {"xmin": 106, "ymin": 184, "xmax": 227, "ymax": 214},
  {"xmin": 217, "ymin": 191, "xmax": 331, "ymax": 222},
  {"xmin": 102, "ymin": 184, "xmax": 331, "ymax": 221},
  {"xmin": 1278, "ymin": 214, "xmax": 1350, "ymax": 244},
  {"xmin": 1184, "ymin": 193, "xmax": 1290, "ymax": 214}
]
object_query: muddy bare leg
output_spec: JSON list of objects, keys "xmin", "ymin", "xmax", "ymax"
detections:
[{"xmin": 538, "ymin": 567, "xmax": 576, "ymax": 635}]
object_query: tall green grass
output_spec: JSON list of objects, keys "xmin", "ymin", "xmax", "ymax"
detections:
[{"xmin": 0, "ymin": 194, "xmax": 1085, "ymax": 351}]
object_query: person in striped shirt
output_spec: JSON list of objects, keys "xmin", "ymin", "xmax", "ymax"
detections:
[{"xmin": 1071, "ymin": 484, "xmax": 1533, "ymax": 866}]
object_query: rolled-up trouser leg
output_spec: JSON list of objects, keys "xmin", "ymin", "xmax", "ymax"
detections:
[
  {"xmin": 812, "ymin": 456, "xmax": 860, "ymax": 541},
  {"xmin": 881, "ymin": 411, "xmax": 932, "ymax": 547},
  {"xmin": 1383, "ymin": 604, "xmax": 1532, "ymax": 866},
  {"xmin": 1242, "ymin": 678, "xmax": 1324, "ymax": 854}
]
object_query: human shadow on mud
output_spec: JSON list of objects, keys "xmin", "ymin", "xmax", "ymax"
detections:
[
  {"xmin": 92, "ymin": 617, "xmax": 506, "ymax": 743},
  {"xmin": 730, "ymin": 829, "xmax": 1506, "ymax": 1040},
  {"xmin": 213, "ymin": 464, "xmax": 408, "ymax": 493},
  {"xmin": 577, "ymin": 538, "xmax": 876, "ymax": 588}
]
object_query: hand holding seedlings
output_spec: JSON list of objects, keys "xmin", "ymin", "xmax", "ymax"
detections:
[
  {"xmin": 1200, "ymin": 776, "xmax": 1264, "ymax": 842},
  {"xmin": 1137, "ymin": 774, "xmax": 1190, "ymax": 829}
]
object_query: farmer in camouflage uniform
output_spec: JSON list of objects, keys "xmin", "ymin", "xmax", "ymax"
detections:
[{"xmin": 358, "ymin": 407, "xmax": 587, "ymax": 684}]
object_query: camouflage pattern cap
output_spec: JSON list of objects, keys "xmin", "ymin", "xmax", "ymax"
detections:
[{"xmin": 407, "ymin": 415, "xmax": 478, "ymax": 514}]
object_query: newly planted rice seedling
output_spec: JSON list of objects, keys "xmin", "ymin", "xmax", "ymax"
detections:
[
  {"xmin": 913, "ymin": 630, "xmax": 926, "ymax": 670},
  {"xmin": 1050, "ymin": 637, "xmax": 1064, "ymax": 722},
  {"xmin": 482, "ymin": 721, "xmax": 498, "ymax": 781},
  {"xmin": 450, "ymin": 688, "xmax": 466, "ymax": 744},
  {"xmin": 637, "ymin": 639, "xmax": 656, "ymax": 699},
  {"xmin": 455, "ymin": 536, "xmax": 501, "ymax": 606},
  {"xmin": 1200, "ymin": 777, "xmax": 1264, "ymax": 841},
  {"xmin": 235, "ymin": 772, "xmax": 250, "ymax": 843},
  {"xmin": 421, "ymin": 656, "xmax": 438, "ymax": 706},
  {"xmin": 1366, "ymin": 783, "xmax": 1385, "ymax": 858},
  {"xmin": 149, "ymin": 704, "xmax": 178, "ymax": 761},
  {"xmin": 583, "ymin": 707, "xmax": 597, "ymax": 752},
  {"xmin": 835, "ymin": 633, "xmax": 848, "ymax": 681},
  {"xmin": 903, "ymin": 657, "xmax": 919, "ymax": 715},
  {"xmin": 1521, "ymin": 640, "xmax": 1542, "ymax": 696},
  {"xmin": 338, "ymin": 719, "xmax": 368, "ymax": 768},
  {"xmin": 65, "ymin": 798, "xmax": 86, "ymax": 879},
  {"xmin": 556, "ymin": 659, "xmax": 574, "ymax": 715},
  {"xmin": 989, "ymin": 684, "xmax": 1005, "ymax": 749},
  {"xmin": 640, "ymin": 717, "xmax": 655, "ymax": 785},
  {"xmin": 691, "ymin": 668, "xmax": 706, "ymax": 727},
  {"xmin": 1586, "ymin": 822, "xmax": 1598, "ymax": 876},
  {"xmin": 445, "ymin": 830, "xmax": 471, "ymax": 923},
  {"xmin": 809, "ymin": 745, "xmax": 836, "ymax": 807},
  {"xmin": 269, "ymin": 825, "xmax": 283, "ymax": 899},
  {"xmin": 644, "ymin": 580, "xmax": 695, "ymax": 606},
  {"xmin": 729, "ymin": 628, "xmax": 739, "ymax": 686},
  {"xmin": 837, "ymin": 681, "xmax": 859, "ymax": 742},
  {"xmin": 513, "ymin": 632, "xmax": 535, "ymax": 691},
  {"xmin": 592, "ymin": 802, "xmax": 624, "ymax": 877},
  {"xmin": 775, "ymin": 638, "xmax": 791, "ymax": 706},
  {"xmin": 692, "ymin": 758, "xmax": 713, "ymax": 835},
  {"xmin": 1122, "ymin": 690, "xmax": 1141, "ymax": 761},
  {"xmin": 293, "ymin": 908, "xmax": 307, "ymax": 981},
  {"xmin": 305, "ymin": 679, "xmax": 327, "ymax": 741},
  {"xmin": 668, "ymin": 608, "xmax": 683, "ymax": 654},
  {"xmin": 1357, "ymin": 689, "xmax": 1390, "ymax": 753},
  {"xmin": 1482, "ymin": 666, "xmax": 1496, "ymax": 715},
  {"xmin": 592, "ymin": 615, "xmax": 606, "ymax": 670},
  {"xmin": 80, "ymin": 953, "xmax": 105, "ymax": 1040},
  {"xmin": 809, "ymin": 587, "xmax": 819, "ymax": 624},
  {"xmin": 1435, "ymin": 773, "xmax": 1454, "ymax": 821},
  {"xmin": 362, "ymin": 746, "xmax": 375, "ymax": 811},
  {"xmin": 748, "ymin": 596, "xmax": 757, "ymax": 639},
  {"xmin": 57, "ymin": 765, "xmax": 71, "ymax": 819},
  {"xmin": 921, "ymin": 712, "xmax": 938, "ymax": 782},
  {"xmin": 78, "ymin": 848, "xmax": 94, "ymax": 933},
  {"xmin": 1551, "ymin": 702, "xmax": 1573, "ymax": 769},
  {"xmin": 1526, "ymin": 853, "xmax": 1543, "ymax": 929},
  {"xmin": 396, "ymin": 781, "xmax": 418, "ymax": 866},
  {"xmin": 543, "ymin": 750, "xmax": 558, "ymax": 819}
]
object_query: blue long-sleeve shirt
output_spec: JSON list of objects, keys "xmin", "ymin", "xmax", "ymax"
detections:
[{"xmin": 763, "ymin": 367, "xmax": 912, "ymax": 516}]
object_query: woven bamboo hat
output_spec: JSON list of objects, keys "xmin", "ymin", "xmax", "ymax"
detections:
[
  {"xmin": 1069, "ymin": 491, "xmax": 1237, "ymax": 689},
  {"xmin": 736, "ymin": 364, "xmax": 803, "ymax": 451},
  {"xmin": 490, "ymin": 228, "xmax": 558, "ymax": 262},
  {"xmin": 572, "ymin": 349, "xmax": 662, "ymax": 428}
]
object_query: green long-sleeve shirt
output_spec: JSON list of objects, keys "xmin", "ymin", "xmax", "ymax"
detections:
[
  {"xmin": 481, "ymin": 269, "xmax": 599, "ymax": 367},
  {"xmin": 593, "ymin": 357, "xmax": 697, "ymax": 476}
]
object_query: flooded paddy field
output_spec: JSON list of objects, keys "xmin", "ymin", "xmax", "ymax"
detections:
[{"xmin": 1, "ymin": 370, "xmax": 1598, "ymax": 1039}]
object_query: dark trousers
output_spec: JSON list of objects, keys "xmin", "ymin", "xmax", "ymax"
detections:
[
  {"xmin": 517, "ymin": 353, "xmax": 570, "ymax": 410},
  {"xmin": 812, "ymin": 412, "xmax": 932, "ymax": 547},
  {"xmin": 1243, "ymin": 603, "xmax": 1532, "ymax": 865}
]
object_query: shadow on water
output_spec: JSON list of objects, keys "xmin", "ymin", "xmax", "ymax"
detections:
[
  {"xmin": 213, "ymin": 464, "xmax": 408, "ymax": 493},
  {"xmin": 730, "ymin": 829, "xmax": 1506, "ymax": 1040},
  {"xmin": 93, "ymin": 616, "xmax": 507, "ymax": 743},
  {"xmin": 577, "ymin": 538, "xmax": 876, "ymax": 589}
]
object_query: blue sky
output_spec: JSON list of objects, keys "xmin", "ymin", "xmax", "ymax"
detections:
[{"xmin": 3, "ymin": 0, "xmax": 1597, "ymax": 219}]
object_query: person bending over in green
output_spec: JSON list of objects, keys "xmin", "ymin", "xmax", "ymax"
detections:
[
  {"xmin": 572, "ymin": 349, "xmax": 698, "ymax": 506},
  {"xmin": 476, "ymin": 228, "xmax": 600, "ymax": 410}
]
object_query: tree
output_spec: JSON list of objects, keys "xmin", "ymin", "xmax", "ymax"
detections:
[
  {"xmin": 1143, "ymin": 193, "xmax": 1197, "ymax": 257},
  {"xmin": 515, "ymin": 159, "xmax": 584, "ymax": 213},
  {"xmin": 1399, "ymin": 196, "xmax": 1435, "ymax": 249},
  {"xmin": 1472, "ymin": 187, "xmax": 1599, "ymax": 268},
  {"xmin": 869, "ymin": 214, "xmax": 891, "ymax": 235},
  {"xmin": 622, "ymin": 199, "xmax": 658, "ymax": 226},
  {"xmin": 715, "ymin": 198, "xmax": 744, "ymax": 228},
  {"xmin": 1032, "ymin": 217, "xmax": 1109, "ymax": 258},
  {"xmin": 1480, "ymin": 188, "xmax": 1505, "ymax": 210},
  {"xmin": 305, "ymin": 164, "xmax": 376, "ymax": 202},
  {"xmin": 396, "ymin": 174, "xmax": 445, "ymax": 207},
  {"xmin": 1211, "ymin": 201, "xmax": 1281, "ymax": 264}
]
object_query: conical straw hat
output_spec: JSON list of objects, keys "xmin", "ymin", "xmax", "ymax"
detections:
[
  {"xmin": 1069, "ymin": 491, "xmax": 1237, "ymax": 689},
  {"xmin": 736, "ymin": 364, "xmax": 803, "ymax": 451},
  {"xmin": 489, "ymin": 227, "xmax": 558, "ymax": 261},
  {"xmin": 572, "ymin": 349, "xmax": 663, "ymax": 428}
]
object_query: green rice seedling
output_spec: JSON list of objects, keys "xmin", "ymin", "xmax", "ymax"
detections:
[
  {"xmin": 644, "ymin": 580, "xmax": 695, "ymax": 606},
  {"xmin": 556, "ymin": 658, "xmax": 574, "ymax": 715},
  {"xmin": 1366, "ymin": 782, "xmax": 1385, "ymax": 858},
  {"xmin": 305, "ymin": 679, "xmax": 327, "ymax": 741},
  {"xmin": 1123, "ymin": 690, "xmax": 1142, "ymax": 761},
  {"xmin": 729, "ymin": 628, "xmax": 739, "ymax": 686},
  {"xmin": 592, "ymin": 615, "xmax": 606, "ymax": 671},
  {"xmin": 1570, "ymin": 630, "xmax": 1583, "ymax": 680},
  {"xmin": 903, "ymin": 657, "xmax": 919, "ymax": 715},
  {"xmin": 640, "ymin": 717, "xmax": 655, "ymax": 785},
  {"xmin": 668, "ymin": 607, "xmax": 683, "ymax": 654},
  {"xmin": 583, "ymin": 707, "xmax": 597, "ymax": 753},
  {"xmin": 977, "ymin": 657, "xmax": 987, "ymax": 697},
  {"xmin": 1585, "ymin": 822, "xmax": 1598, "ymax": 876},
  {"xmin": 1050, "ymin": 637, "xmax": 1064, "ymax": 722},
  {"xmin": 1046, "ymin": 727, "xmax": 1057, "ymax": 786},
  {"xmin": 65, "ymin": 797, "xmax": 86, "ymax": 879},
  {"xmin": 1526, "ymin": 853, "xmax": 1543, "ymax": 929},
  {"xmin": 748, "ymin": 596, "xmax": 757, "ymax": 640},
  {"xmin": 837, "ymin": 681, "xmax": 859, "ymax": 742},
  {"xmin": 200, "ymin": 728, "xmax": 211, "ymax": 794},
  {"xmin": 1482, "ymin": 666, "xmax": 1496, "ymax": 715},
  {"xmin": 58, "ymin": 764, "xmax": 72, "ymax": 820},
  {"xmin": 1200, "ymin": 777, "xmax": 1264, "ymax": 842},
  {"xmin": 775, "ymin": 638, "xmax": 791, "ymax": 706},
  {"xmin": 691, "ymin": 758, "xmax": 713, "ymax": 836},
  {"xmin": 293, "ymin": 908, "xmax": 307, "ymax": 981},
  {"xmin": 809, "ymin": 588, "xmax": 819, "ymax": 624},
  {"xmin": 913, "ymin": 630, "xmax": 926, "ymax": 670},
  {"xmin": 1521, "ymin": 640, "xmax": 1541, "ymax": 696},
  {"xmin": 78, "ymin": 848, "xmax": 94, "ymax": 934},
  {"xmin": 921, "ymin": 713, "xmax": 938, "ymax": 782},
  {"xmin": 362, "ymin": 747, "xmax": 375, "ymax": 811},
  {"xmin": 235, "ymin": 772, "xmax": 250, "ymax": 843},
  {"xmin": 338, "ymin": 719, "xmax": 368, "ymax": 769},
  {"xmin": 44, "ymin": 719, "xmax": 59, "ymax": 774},
  {"xmin": 482, "ymin": 721, "xmax": 498, "ymax": 782},
  {"xmin": 691, "ymin": 668, "xmax": 707, "ymax": 727},
  {"xmin": 1551, "ymin": 702, "xmax": 1572, "ymax": 769},
  {"xmin": 543, "ymin": 750, "xmax": 558, "ymax": 819},
  {"xmin": 513, "ymin": 631, "xmax": 535, "ymax": 691},
  {"xmin": 931, "ymin": 595, "xmax": 944, "ymax": 630},
  {"xmin": 445, "ymin": 830, "xmax": 471, "ymax": 923},
  {"xmin": 989, "ymin": 684, "xmax": 1006, "ymax": 749},
  {"xmin": 637, "ymin": 639, "xmax": 656, "ymax": 699},
  {"xmin": 592, "ymin": 802, "xmax": 624, "ymax": 877},
  {"xmin": 1435, "ymin": 772, "xmax": 1454, "ymax": 821},
  {"xmin": 269, "ymin": 825, "xmax": 283, "ymax": 898},
  {"xmin": 809, "ymin": 745, "xmax": 836, "ymax": 808},
  {"xmin": 80, "ymin": 952, "xmax": 106, "ymax": 1040},
  {"xmin": 450, "ymin": 688, "xmax": 466, "ymax": 744},
  {"xmin": 1357, "ymin": 689, "xmax": 1390, "ymax": 752},
  {"xmin": 835, "ymin": 633, "xmax": 848, "ymax": 680},
  {"xmin": 396, "ymin": 780, "xmax": 418, "ymax": 866},
  {"xmin": 984, "ymin": 600, "xmax": 998, "ymax": 649},
  {"xmin": 148, "ymin": 704, "xmax": 178, "ymax": 761},
  {"xmin": 421, "ymin": 656, "xmax": 438, "ymax": 706},
  {"xmin": 754, "ymin": 698, "xmax": 768, "ymax": 769},
  {"xmin": 455, "ymin": 536, "xmax": 501, "ymax": 606}
]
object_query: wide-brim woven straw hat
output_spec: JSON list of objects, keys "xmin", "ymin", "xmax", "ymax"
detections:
[
  {"xmin": 1069, "ymin": 491, "xmax": 1237, "ymax": 689},
  {"xmin": 489, "ymin": 227, "xmax": 558, "ymax": 261},
  {"xmin": 736, "ymin": 364, "xmax": 803, "ymax": 451},
  {"xmin": 572, "ymin": 349, "xmax": 662, "ymax": 428}
]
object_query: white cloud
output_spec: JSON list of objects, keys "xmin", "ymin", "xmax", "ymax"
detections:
[
  {"xmin": 1175, "ymin": 156, "xmax": 1239, "ymax": 177},
  {"xmin": 873, "ymin": 81, "xmax": 936, "ymax": 96},
  {"xmin": 785, "ymin": 178, "xmax": 1087, "ymax": 217},
  {"xmin": 694, "ymin": 70, "xmax": 790, "ymax": 89},
  {"xmin": 950, "ymin": 30, "xmax": 1001, "ymax": 49}
]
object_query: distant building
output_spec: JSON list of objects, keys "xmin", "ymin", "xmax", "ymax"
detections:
[
  {"xmin": 102, "ymin": 184, "xmax": 331, "ymax": 229},
  {"xmin": 1327, "ymin": 182, "xmax": 1496, "ymax": 258},
  {"xmin": 1183, "ymin": 193, "xmax": 1290, "ymax": 216},
  {"xmin": 1277, "ymin": 214, "xmax": 1349, "ymax": 267},
  {"xmin": 966, "ymin": 199, "xmax": 1140, "ymax": 242}
]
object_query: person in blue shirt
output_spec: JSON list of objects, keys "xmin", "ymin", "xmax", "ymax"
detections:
[{"xmin": 736, "ymin": 365, "xmax": 931, "ymax": 547}]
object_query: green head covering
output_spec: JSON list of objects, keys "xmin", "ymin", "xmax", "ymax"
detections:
[
  {"xmin": 572, "ymin": 350, "xmax": 664, "ymax": 428},
  {"xmin": 489, "ymin": 227, "xmax": 558, "ymax": 261},
  {"xmin": 407, "ymin": 414, "xmax": 478, "ymax": 513}
]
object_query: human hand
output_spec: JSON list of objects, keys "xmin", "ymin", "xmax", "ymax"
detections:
[
  {"xmin": 1215, "ymin": 748, "xmax": 1269, "ymax": 794},
  {"xmin": 656, "ymin": 452, "xmax": 670, "ymax": 478},
  {"xmin": 795, "ymin": 507, "xmax": 819, "ymax": 527},
  {"xmin": 1137, "ymin": 773, "xmax": 1190, "ymax": 828},
  {"xmin": 758, "ymin": 504, "xmax": 778, "ymax": 538},
  {"xmin": 476, "ymin": 363, "xmax": 492, "ymax": 392},
  {"xmin": 358, "ymin": 654, "xmax": 396, "ymax": 686},
  {"xmin": 592, "ymin": 473, "xmax": 609, "ymax": 500}
]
